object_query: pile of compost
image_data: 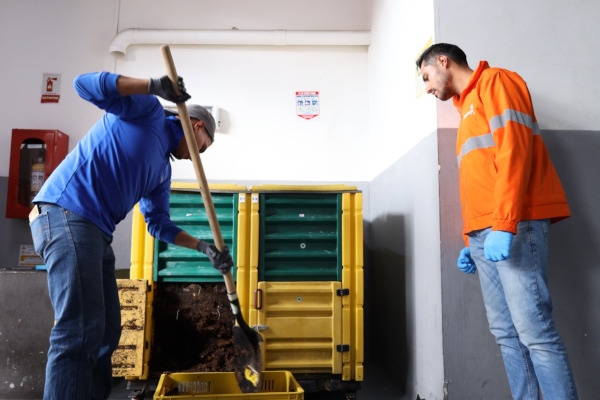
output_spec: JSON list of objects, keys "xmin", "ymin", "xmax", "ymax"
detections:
[{"xmin": 150, "ymin": 282, "xmax": 235, "ymax": 374}]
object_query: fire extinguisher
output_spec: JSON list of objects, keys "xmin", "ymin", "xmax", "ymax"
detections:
[
  {"xmin": 46, "ymin": 77, "xmax": 57, "ymax": 92},
  {"xmin": 30, "ymin": 157, "xmax": 46, "ymax": 206}
]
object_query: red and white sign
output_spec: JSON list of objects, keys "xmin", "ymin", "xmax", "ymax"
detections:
[
  {"xmin": 296, "ymin": 91, "xmax": 319, "ymax": 120},
  {"xmin": 41, "ymin": 73, "xmax": 61, "ymax": 103}
]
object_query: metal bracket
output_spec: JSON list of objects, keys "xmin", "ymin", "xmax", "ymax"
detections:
[
  {"xmin": 252, "ymin": 324, "xmax": 269, "ymax": 332},
  {"xmin": 336, "ymin": 344, "xmax": 350, "ymax": 352},
  {"xmin": 336, "ymin": 288, "xmax": 350, "ymax": 296}
]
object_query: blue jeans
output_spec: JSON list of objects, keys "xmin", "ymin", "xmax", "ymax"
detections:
[
  {"xmin": 468, "ymin": 220, "xmax": 578, "ymax": 400},
  {"xmin": 30, "ymin": 203, "xmax": 122, "ymax": 400}
]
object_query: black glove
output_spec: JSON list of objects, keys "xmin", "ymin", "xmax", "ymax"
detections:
[
  {"xmin": 148, "ymin": 75, "xmax": 191, "ymax": 104},
  {"xmin": 197, "ymin": 241, "xmax": 233, "ymax": 274}
]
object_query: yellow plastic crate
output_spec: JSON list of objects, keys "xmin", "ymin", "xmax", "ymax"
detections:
[{"xmin": 154, "ymin": 371, "xmax": 304, "ymax": 400}]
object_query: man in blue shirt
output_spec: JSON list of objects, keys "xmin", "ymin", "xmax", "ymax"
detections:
[{"xmin": 29, "ymin": 72, "xmax": 232, "ymax": 400}]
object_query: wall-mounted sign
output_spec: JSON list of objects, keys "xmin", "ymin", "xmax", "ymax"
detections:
[
  {"xmin": 18, "ymin": 245, "xmax": 44, "ymax": 268},
  {"xmin": 41, "ymin": 73, "xmax": 61, "ymax": 103},
  {"xmin": 296, "ymin": 91, "xmax": 319, "ymax": 120}
]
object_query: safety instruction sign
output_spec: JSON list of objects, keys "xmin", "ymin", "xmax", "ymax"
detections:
[
  {"xmin": 41, "ymin": 73, "xmax": 61, "ymax": 103},
  {"xmin": 296, "ymin": 91, "xmax": 319, "ymax": 120},
  {"xmin": 18, "ymin": 245, "xmax": 44, "ymax": 268}
]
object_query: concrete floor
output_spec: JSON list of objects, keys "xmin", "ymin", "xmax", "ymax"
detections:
[
  {"xmin": 3, "ymin": 363, "xmax": 406, "ymax": 400},
  {"xmin": 108, "ymin": 363, "xmax": 407, "ymax": 400}
]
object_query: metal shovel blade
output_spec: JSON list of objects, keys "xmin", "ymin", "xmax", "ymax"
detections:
[{"xmin": 232, "ymin": 323, "xmax": 263, "ymax": 393}]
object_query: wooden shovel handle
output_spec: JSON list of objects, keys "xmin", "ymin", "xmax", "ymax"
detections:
[{"xmin": 160, "ymin": 45, "xmax": 236, "ymax": 294}]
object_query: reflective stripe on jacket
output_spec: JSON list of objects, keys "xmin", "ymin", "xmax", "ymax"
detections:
[{"xmin": 452, "ymin": 61, "xmax": 570, "ymax": 243}]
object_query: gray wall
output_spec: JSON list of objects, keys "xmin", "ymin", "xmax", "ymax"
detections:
[
  {"xmin": 438, "ymin": 128, "xmax": 509, "ymax": 397},
  {"xmin": 0, "ymin": 270, "xmax": 53, "ymax": 399},
  {"xmin": 542, "ymin": 131, "xmax": 600, "ymax": 396},
  {"xmin": 0, "ymin": 177, "xmax": 40, "ymax": 270},
  {"xmin": 366, "ymin": 132, "xmax": 442, "ymax": 400},
  {"xmin": 438, "ymin": 128, "xmax": 600, "ymax": 399}
]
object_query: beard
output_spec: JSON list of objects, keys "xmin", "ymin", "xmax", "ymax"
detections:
[
  {"xmin": 436, "ymin": 89, "xmax": 453, "ymax": 101},
  {"xmin": 431, "ymin": 69, "xmax": 454, "ymax": 101}
]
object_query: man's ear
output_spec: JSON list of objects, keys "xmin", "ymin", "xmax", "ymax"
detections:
[
  {"xmin": 438, "ymin": 55, "xmax": 448, "ymax": 69},
  {"xmin": 192, "ymin": 119, "xmax": 205, "ymax": 131}
]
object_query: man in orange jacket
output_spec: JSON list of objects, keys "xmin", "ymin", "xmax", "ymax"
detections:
[{"xmin": 417, "ymin": 43, "xmax": 578, "ymax": 399}]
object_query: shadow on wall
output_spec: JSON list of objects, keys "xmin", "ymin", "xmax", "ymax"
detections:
[
  {"xmin": 542, "ymin": 130, "xmax": 600, "ymax": 398},
  {"xmin": 437, "ymin": 128, "xmax": 600, "ymax": 398},
  {"xmin": 437, "ymin": 127, "xmax": 513, "ymax": 398},
  {"xmin": 364, "ymin": 213, "xmax": 407, "ymax": 395}
]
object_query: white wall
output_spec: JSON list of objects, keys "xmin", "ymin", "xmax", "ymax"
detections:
[
  {"xmin": 118, "ymin": 0, "xmax": 371, "ymax": 181},
  {"xmin": 368, "ymin": 1, "xmax": 443, "ymax": 399},
  {"xmin": 116, "ymin": 44, "xmax": 369, "ymax": 181},
  {"xmin": 117, "ymin": 0, "xmax": 371, "ymax": 181},
  {"xmin": 434, "ymin": 0, "xmax": 600, "ymax": 130},
  {"xmin": 0, "ymin": 0, "xmax": 119, "ymax": 176},
  {"xmin": 0, "ymin": 0, "xmax": 374, "ymax": 182},
  {"xmin": 118, "ymin": 0, "xmax": 372, "ymax": 31},
  {"xmin": 114, "ymin": 0, "xmax": 372, "ymax": 181},
  {"xmin": 368, "ymin": 0, "xmax": 437, "ymax": 179}
]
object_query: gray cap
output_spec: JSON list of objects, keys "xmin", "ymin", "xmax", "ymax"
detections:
[{"xmin": 167, "ymin": 104, "xmax": 216, "ymax": 143}]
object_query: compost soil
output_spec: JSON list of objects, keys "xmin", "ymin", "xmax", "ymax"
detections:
[{"xmin": 150, "ymin": 282, "xmax": 235, "ymax": 375}]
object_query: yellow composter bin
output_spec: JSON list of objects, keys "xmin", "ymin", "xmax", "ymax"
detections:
[
  {"xmin": 248, "ymin": 185, "xmax": 364, "ymax": 395},
  {"xmin": 112, "ymin": 183, "xmax": 364, "ymax": 398},
  {"xmin": 111, "ymin": 182, "xmax": 249, "ymax": 381}
]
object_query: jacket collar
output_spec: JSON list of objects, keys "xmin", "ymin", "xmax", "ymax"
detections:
[{"xmin": 453, "ymin": 61, "xmax": 490, "ymax": 109}]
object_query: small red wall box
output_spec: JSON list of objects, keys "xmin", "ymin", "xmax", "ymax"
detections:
[{"xmin": 6, "ymin": 129, "xmax": 69, "ymax": 219}]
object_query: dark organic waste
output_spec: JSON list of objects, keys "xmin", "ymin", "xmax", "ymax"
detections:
[{"xmin": 150, "ymin": 282, "xmax": 235, "ymax": 375}]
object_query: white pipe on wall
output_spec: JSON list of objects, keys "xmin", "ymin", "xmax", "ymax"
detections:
[{"xmin": 109, "ymin": 28, "xmax": 371, "ymax": 56}]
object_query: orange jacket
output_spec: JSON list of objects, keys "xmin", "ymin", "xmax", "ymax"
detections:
[{"xmin": 452, "ymin": 61, "xmax": 570, "ymax": 243}]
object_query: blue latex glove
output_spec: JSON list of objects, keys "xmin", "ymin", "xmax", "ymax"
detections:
[
  {"xmin": 484, "ymin": 230, "xmax": 514, "ymax": 261},
  {"xmin": 457, "ymin": 247, "xmax": 476, "ymax": 274}
]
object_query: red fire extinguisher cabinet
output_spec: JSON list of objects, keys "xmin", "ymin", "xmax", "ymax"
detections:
[{"xmin": 6, "ymin": 129, "xmax": 69, "ymax": 219}]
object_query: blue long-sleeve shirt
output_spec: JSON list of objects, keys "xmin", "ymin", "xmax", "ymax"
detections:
[{"xmin": 34, "ymin": 72, "xmax": 184, "ymax": 243}]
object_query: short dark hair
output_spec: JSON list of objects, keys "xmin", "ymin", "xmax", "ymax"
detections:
[{"xmin": 416, "ymin": 43, "xmax": 468, "ymax": 70}]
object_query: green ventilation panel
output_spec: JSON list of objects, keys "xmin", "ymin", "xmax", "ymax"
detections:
[
  {"xmin": 259, "ymin": 193, "xmax": 342, "ymax": 282},
  {"xmin": 153, "ymin": 191, "xmax": 238, "ymax": 282}
]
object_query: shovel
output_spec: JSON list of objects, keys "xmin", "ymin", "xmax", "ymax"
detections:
[{"xmin": 160, "ymin": 45, "xmax": 263, "ymax": 393}]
